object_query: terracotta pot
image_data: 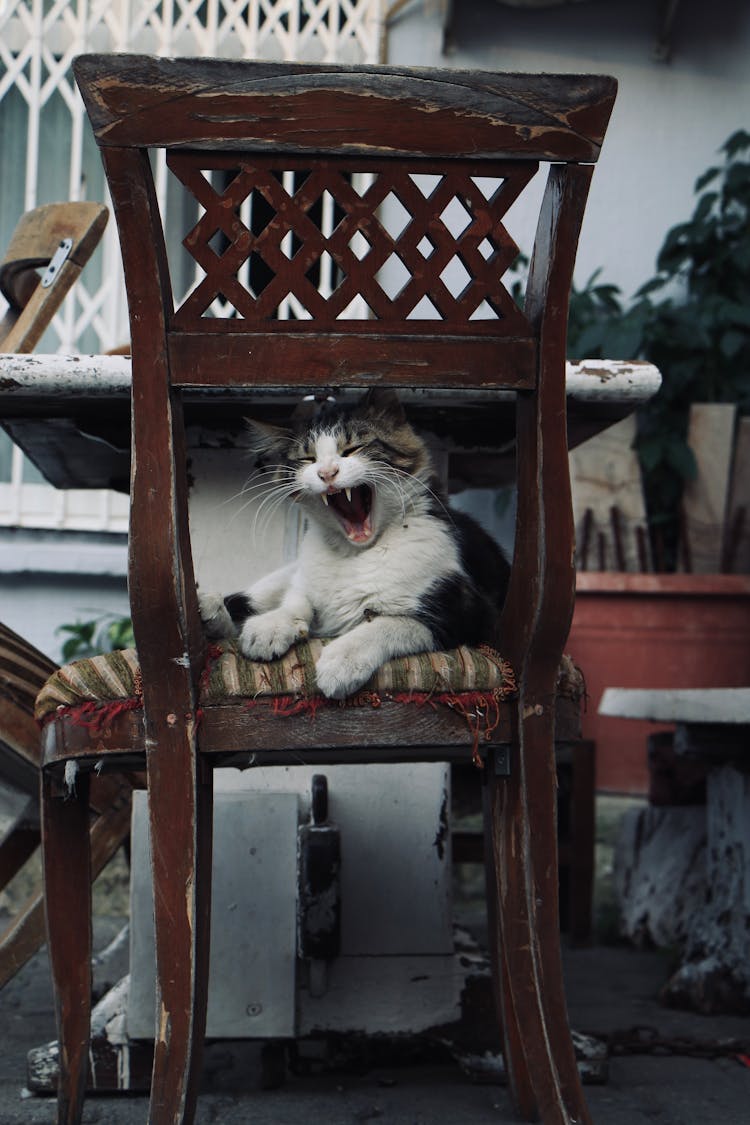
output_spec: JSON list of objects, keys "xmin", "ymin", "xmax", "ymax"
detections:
[{"xmin": 567, "ymin": 573, "xmax": 750, "ymax": 795}]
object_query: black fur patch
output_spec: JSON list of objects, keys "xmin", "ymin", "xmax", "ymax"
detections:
[
  {"xmin": 224, "ymin": 593, "xmax": 255, "ymax": 627},
  {"xmin": 415, "ymin": 510, "xmax": 510, "ymax": 649}
]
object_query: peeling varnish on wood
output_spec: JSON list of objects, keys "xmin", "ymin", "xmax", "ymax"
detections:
[
  {"xmin": 185, "ymin": 869, "xmax": 195, "ymax": 937},
  {"xmin": 523, "ymin": 703, "xmax": 545, "ymax": 719},
  {"xmin": 157, "ymin": 1001, "xmax": 171, "ymax": 1047}
]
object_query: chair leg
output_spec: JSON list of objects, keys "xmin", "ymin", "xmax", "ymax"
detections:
[
  {"xmin": 40, "ymin": 767, "xmax": 92, "ymax": 1125},
  {"xmin": 147, "ymin": 753, "xmax": 213, "ymax": 1125},
  {"xmin": 1, "ymin": 789, "xmax": 132, "ymax": 992},
  {"xmin": 482, "ymin": 777, "xmax": 537, "ymax": 1120},
  {"xmin": 484, "ymin": 692, "xmax": 592, "ymax": 1125}
]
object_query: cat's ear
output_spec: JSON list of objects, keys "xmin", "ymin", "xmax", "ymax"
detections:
[
  {"xmin": 362, "ymin": 387, "xmax": 407, "ymax": 424},
  {"xmin": 243, "ymin": 417, "xmax": 292, "ymax": 459}
]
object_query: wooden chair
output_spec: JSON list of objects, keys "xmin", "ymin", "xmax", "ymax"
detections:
[
  {"xmin": 39, "ymin": 55, "xmax": 616, "ymax": 1125},
  {"xmin": 0, "ymin": 201, "xmax": 108, "ymax": 353},
  {"xmin": 0, "ymin": 199, "xmax": 131, "ymax": 988},
  {"xmin": 0, "ymin": 623, "xmax": 135, "ymax": 990}
]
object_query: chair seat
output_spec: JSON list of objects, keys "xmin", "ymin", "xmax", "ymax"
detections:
[
  {"xmin": 36, "ymin": 641, "xmax": 584, "ymax": 772},
  {"xmin": 35, "ymin": 639, "xmax": 516, "ymax": 717}
]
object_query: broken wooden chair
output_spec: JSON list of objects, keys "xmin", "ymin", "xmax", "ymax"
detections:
[
  {"xmin": 0, "ymin": 625, "xmax": 135, "ymax": 991},
  {"xmin": 38, "ymin": 55, "xmax": 616, "ymax": 1125},
  {"xmin": 0, "ymin": 201, "xmax": 108, "ymax": 353},
  {"xmin": 0, "ymin": 199, "xmax": 134, "ymax": 988}
]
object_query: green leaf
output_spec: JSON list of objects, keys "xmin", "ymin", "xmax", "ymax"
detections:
[
  {"xmin": 695, "ymin": 166, "xmax": 719, "ymax": 192},
  {"xmin": 637, "ymin": 438, "xmax": 664, "ymax": 473},
  {"xmin": 665, "ymin": 440, "xmax": 697, "ymax": 480},
  {"xmin": 723, "ymin": 130, "xmax": 750, "ymax": 159},
  {"xmin": 693, "ymin": 192, "xmax": 718, "ymax": 223}
]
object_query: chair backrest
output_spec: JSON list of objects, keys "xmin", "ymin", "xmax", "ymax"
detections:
[
  {"xmin": 0, "ymin": 202, "xmax": 108, "ymax": 353},
  {"xmin": 73, "ymin": 55, "xmax": 616, "ymax": 726}
]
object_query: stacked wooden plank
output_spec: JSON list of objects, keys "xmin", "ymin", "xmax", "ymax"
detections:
[{"xmin": 571, "ymin": 404, "xmax": 749, "ymax": 573}]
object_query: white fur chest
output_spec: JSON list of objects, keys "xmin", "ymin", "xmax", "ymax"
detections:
[{"xmin": 295, "ymin": 517, "xmax": 461, "ymax": 637}]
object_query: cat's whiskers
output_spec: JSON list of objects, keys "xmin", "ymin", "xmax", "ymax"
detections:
[
  {"xmin": 219, "ymin": 467, "xmax": 296, "ymax": 509},
  {"xmin": 225, "ymin": 470, "xmax": 300, "ymax": 541},
  {"xmin": 361, "ymin": 468, "xmax": 409, "ymax": 522},
  {"xmin": 250, "ymin": 479, "xmax": 303, "ymax": 540},
  {"xmin": 362, "ymin": 459, "xmax": 448, "ymax": 521}
]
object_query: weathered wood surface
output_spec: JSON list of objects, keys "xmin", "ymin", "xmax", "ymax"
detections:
[
  {"xmin": 0, "ymin": 789, "xmax": 132, "ymax": 990},
  {"xmin": 614, "ymin": 803, "xmax": 707, "ymax": 949},
  {"xmin": 167, "ymin": 333, "xmax": 538, "ymax": 388},
  {"xmin": 570, "ymin": 414, "xmax": 651, "ymax": 571},
  {"xmin": 0, "ymin": 353, "xmax": 660, "ymax": 406},
  {"xmin": 0, "ymin": 621, "xmax": 139, "ymax": 989},
  {"xmin": 74, "ymin": 56, "xmax": 617, "ymax": 160},
  {"xmin": 488, "ymin": 163, "xmax": 594, "ymax": 1124},
  {"xmin": 0, "ymin": 621, "xmax": 56, "ymax": 791},
  {"xmin": 600, "ymin": 686, "xmax": 750, "ymax": 725},
  {"xmin": 681, "ymin": 403, "xmax": 737, "ymax": 572},
  {"xmin": 41, "ymin": 692, "xmax": 583, "ymax": 768},
  {"xmin": 0, "ymin": 202, "xmax": 108, "ymax": 354},
  {"xmin": 726, "ymin": 415, "xmax": 750, "ymax": 572},
  {"xmin": 0, "ymin": 354, "xmax": 661, "ymax": 492},
  {"xmin": 662, "ymin": 765, "xmax": 750, "ymax": 1013}
]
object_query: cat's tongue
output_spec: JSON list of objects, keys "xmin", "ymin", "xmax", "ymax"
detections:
[{"xmin": 328, "ymin": 485, "xmax": 373, "ymax": 542}]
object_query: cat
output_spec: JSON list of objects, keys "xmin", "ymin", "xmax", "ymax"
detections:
[{"xmin": 200, "ymin": 388, "xmax": 511, "ymax": 699}]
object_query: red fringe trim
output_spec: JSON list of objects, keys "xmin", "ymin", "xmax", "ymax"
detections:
[
  {"xmin": 241, "ymin": 687, "xmax": 512, "ymax": 769},
  {"xmin": 45, "ymin": 660, "xmax": 517, "ymax": 770},
  {"xmin": 47, "ymin": 696, "xmax": 143, "ymax": 735}
]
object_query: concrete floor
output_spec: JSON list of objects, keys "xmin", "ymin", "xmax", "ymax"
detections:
[
  {"xmin": 1, "ymin": 794, "xmax": 748, "ymax": 1124},
  {"xmin": 1, "ymin": 916, "xmax": 749, "ymax": 1125}
]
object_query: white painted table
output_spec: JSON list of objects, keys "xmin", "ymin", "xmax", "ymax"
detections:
[
  {"xmin": 601, "ymin": 686, "xmax": 750, "ymax": 1013},
  {"xmin": 0, "ymin": 354, "xmax": 662, "ymax": 492},
  {"xmin": 600, "ymin": 687, "xmax": 750, "ymax": 726}
]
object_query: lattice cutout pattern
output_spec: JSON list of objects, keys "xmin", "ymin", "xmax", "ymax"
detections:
[{"xmin": 168, "ymin": 155, "xmax": 538, "ymax": 334}]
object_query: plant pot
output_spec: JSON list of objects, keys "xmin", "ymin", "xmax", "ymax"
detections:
[{"xmin": 567, "ymin": 573, "xmax": 750, "ymax": 795}]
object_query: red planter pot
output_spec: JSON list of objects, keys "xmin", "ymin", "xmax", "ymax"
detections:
[{"xmin": 567, "ymin": 573, "xmax": 750, "ymax": 795}]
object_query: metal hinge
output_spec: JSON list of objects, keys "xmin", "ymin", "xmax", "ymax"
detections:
[{"xmin": 41, "ymin": 238, "xmax": 73, "ymax": 288}]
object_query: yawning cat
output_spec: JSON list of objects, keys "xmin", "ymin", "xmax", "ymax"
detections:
[{"xmin": 200, "ymin": 389, "xmax": 510, "ymax": 699}]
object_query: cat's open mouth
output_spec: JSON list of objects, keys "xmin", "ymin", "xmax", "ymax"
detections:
[{"xmin": 322, "ymin": 485, "xmax": 374, "ymax": 543}]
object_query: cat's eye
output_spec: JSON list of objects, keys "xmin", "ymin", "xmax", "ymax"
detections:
[{"xmin": 342, "ymin": 444, "xmax": 364, "ymax": 457}]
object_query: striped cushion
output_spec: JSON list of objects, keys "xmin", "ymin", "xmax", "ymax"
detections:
[{"xmin": 35, "ymin": 639, "xmax": 518, "ymax": 722}]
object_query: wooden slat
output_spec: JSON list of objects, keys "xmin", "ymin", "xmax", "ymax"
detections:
[
  {"xmin": 0, "ymin": 202, "xmax": 108, "ymax": 354},
  {"xmin": 726, "ymin": 416, "xmax": 750, "ymax": 573},
  {"xmin": 570, "ymin": 415, "xmax": 652, "ymax": 572},
  {"xmin": 0, "ymin": 792, "xmax": 131, "ymax": 991},
  {"xmin": 681, "ymin": 403, "xmax": 737, "ymax": 572},
  {"xmin": 74, "ymin": 56, "xmax": 617, "ymax": 161},
  {"xmin": 40, "ymin": 694, "xmax": 582, "ymax": 770},
  {"xmin": 168, "ymin": 333, "xmax": 537, "ymax": 390}
]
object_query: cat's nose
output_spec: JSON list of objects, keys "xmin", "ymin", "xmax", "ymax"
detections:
[{"xmin": 318, "ymin": 464, "xmax": 339, "ymax": 484}]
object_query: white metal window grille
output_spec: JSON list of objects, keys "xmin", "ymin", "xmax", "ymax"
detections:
[{"xmin": 0, "ymin": 0, "xmax": 386, "ymax": 532}]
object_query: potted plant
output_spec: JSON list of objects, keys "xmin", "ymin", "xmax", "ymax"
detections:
[{"xmin": 565, "ymin": 130, "xmax": 750, "ymax": 793}]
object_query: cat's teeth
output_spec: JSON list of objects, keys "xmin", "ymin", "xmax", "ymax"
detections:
[
  {"xmin": 345, "ymin": 488, "xmax": 352, "ymax": 503},
  {"xmin": 321, "ymin": 493, "xmax": 329, "ymax": 506}
]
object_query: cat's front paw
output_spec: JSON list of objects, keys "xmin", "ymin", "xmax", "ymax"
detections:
[
  {"xmin": 314, "ymin": 641, "xmax": 375, "ymax": 700},
  {"xmin": 239, "ymin": 610, "xmax": 305, "ymax": 662},
  {"xmin": 199, "ymin": 593, "xmax": 235, "ymax": 639}
]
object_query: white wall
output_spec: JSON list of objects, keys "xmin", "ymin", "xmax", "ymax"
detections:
[
  {"xmin": 0, "ymin": 530, "xmax": 128, "ymax": 660},
  {"xmin": 387, "ymin": 0, "xmax": 750, "ymax": 300}
]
